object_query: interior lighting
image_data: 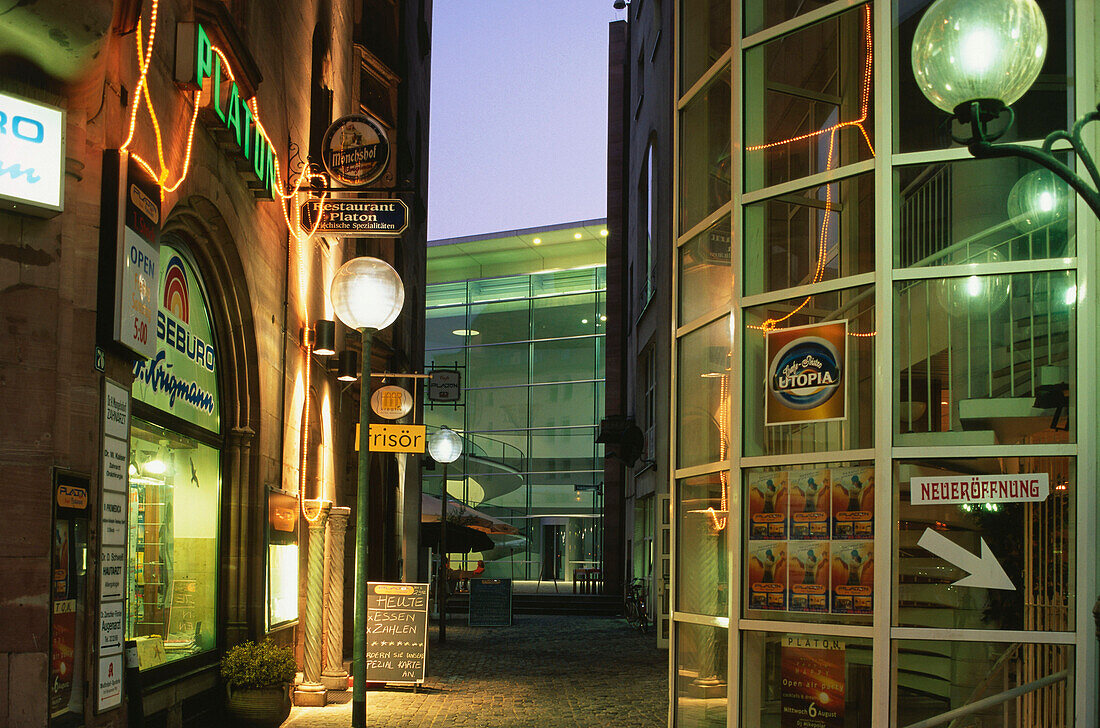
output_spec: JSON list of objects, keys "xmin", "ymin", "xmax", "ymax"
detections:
[
  {"xmin": 451, "ymin": 329, "xmax": 480, "ymax": 337},
  {"xmin": 533, "ymin": 237, "xmax": 542, "ymax": 245},
  {"xmin": 600, "ymin": 229, "xmax": 609, "ymax": 236},
  {"xmin": 574, "ymin": 233, "xmax": 582, "ymax": 239}
]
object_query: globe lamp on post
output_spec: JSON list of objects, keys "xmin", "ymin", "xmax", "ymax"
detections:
[
  {"xmin": 427, "ymin": 426, "xmax": 463, "ymax": 643},
  {"xmin": 329, "ymin": 256, "xmax": 404, "ymax": 728}
]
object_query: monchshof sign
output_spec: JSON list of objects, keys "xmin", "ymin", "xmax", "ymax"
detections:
[
  {"xmin": 300, "ymin": 198, "xmax": 409, "ymax": 236},
  {"xmin": 187, "ymin": 24, "xmax": 276, "ymax": 198},
  {"xmin": 322, "ymin": 114, "xmax": 390, "ymax": 187}
]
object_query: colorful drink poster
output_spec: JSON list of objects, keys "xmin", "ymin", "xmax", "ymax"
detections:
[
  {"xmin": 748, "ymin": 541, "xmax": 788, "ymax": 611},
  {"xmin": 830, "ymin": 466, "xmax": 874, "ymax": 539},
  {"xmin": 781, "ymin": 634, "xmax": 845, "ymax": 728},
  {"xmin": 766, "ymin": 320, "xmax": 847, "ymax": 426},
  {"xmin": 748, "ymin": 470, "xmax": 789, "ymax": 540},
  {"xmin": 788, "ymin": 541, "xmax": 830, "ymax": 613},
  {"xmin": 790, "ymin": 468, "xmax": 830, "ymax": 540},
  {"xmin": 831, "ymin": 541, "xmax": 873, "ymax": 615}
]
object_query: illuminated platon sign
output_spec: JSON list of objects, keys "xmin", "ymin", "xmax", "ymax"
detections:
[{"xmin": 0, "ymin": 91, "xmax": 64, "ymax": 215}]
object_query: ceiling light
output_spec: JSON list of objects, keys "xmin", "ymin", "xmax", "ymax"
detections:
[
  {"xmin": 533, "ymin": 237, "xmax": 542, "ymax": 245},
  {"xmin": 599, "ymin": 315, "xmax": 607, "ymax": 321},
  {"xmin": 582, "ymin": 319, "xmax": 589, "ymax": 324},
  {"xmin": 452, "ymin": 329, "xmax": 480, "ymax": 337},
  {"xmin": 600, "ymin": 229, "xmax": 609, "ymax": 236},
  {"xmin": 574, "ymin": 233, "xmax": 582, "ymax": 239}
]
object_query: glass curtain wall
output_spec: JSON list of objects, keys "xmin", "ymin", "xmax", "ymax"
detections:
[
  {"xmin": 673, "ymin": 1, "xmax": 1089, "ymax": 726},
  {"xmin": 425, "ymin": 267, "xmax": 606, "ymax": 585}
]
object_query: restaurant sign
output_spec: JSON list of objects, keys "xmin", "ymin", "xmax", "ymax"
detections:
[
  {"xmin": 299, "ymin": 198, "xmax": 408, "ymax": 236},
  {"xmin": 132, "ymin": 243, "xmax": 220, "ymax": 434},
  {"xmin": 322, "ymin": 114, "xmax": 390, "ymax": 187},
  {"xmin": 0, "ymin": 91, "xmax": 65, "ymax": 215}
]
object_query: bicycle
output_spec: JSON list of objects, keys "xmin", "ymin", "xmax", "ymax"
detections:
[{"xmin": 624, "ymin": 577, "xmax": 651, "ymax": 633}]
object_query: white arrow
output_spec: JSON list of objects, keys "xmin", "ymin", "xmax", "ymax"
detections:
[{"xmin": 917, "ymin": 528, "xmax": 1015, "ymax": 591}]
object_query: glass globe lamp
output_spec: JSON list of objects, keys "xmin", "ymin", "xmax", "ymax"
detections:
[
  {"xmin": 936, "ymin": 242, "xmax": 1011, "ymax": 317},
  {"xmin": 428, "ymin": 426, "xmax": 463, "ymax": 464},
  {"xmin": 329, "ymin": 257, "xmax": 405, "ymax": 331},
  {"xmin": 911, "ymin": 0, "xmax": 1047, "ymax": 113},
  {"xmin": 1007, "ymin": 168, "xmax": 1070, "ymax": 233}
]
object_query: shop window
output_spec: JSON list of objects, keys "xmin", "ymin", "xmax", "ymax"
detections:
[
  {"xmin": 895, "ymin": 457, "xmax": 1073, "ymax": 631},
  {"xmin": 744, "ymin": 172, "xmax": 874, "ymax": 297},
  {"xmin": 679, "ymin": 215, "xmax": 731, "ymax": 324},
  {"xmin": 741, "ymin": 631, "xmax": 872, "ymax": 728},
  {"xmin": 679, "ymin": 69, "xmax": 731, "ymax": 235},
  {"xmin": 677, "ymin": 316, "xmax": 731, "ymax": 469},
  {"xmin": 743, "ymin": 3, "xmax": 874, "ymax": 193},
  {"xmin": 676, "ymin": 472, "xmax": 729, "ymax": 616},
  {"xmin": 893, "ymin": 270, "xmax": 1075, "ymax": 446},
  {"xmin": 675, "ymin": 622, "xmax": 728, "ymax": 726},
  {"xmin": 742, "ymin": 286, "xmax": 875, "ymax": 457},
  {"xmin": 680, "ymin": 0, "xmax": 730, "ymax": 91},
  {"xmin": 743, "ymin": 0, "xmax": 833, "ymax": 36}
]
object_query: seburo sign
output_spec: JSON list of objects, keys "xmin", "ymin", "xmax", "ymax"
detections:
[{"xmin": 0, "ymin": 91, "xmax": 64, "ymax": 215}]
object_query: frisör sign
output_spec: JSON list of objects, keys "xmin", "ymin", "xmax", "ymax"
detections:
[{"xmin": 910, "ymin": 473, "xmax": 1050, "ymax": 505}]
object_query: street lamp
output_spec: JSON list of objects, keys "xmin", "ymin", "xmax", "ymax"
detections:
[
  {"xmin": 330, "ymin": 256, "xmax": 404, "ymax": 728},
  {"xmin": 427, "ymin": 426, "xmax": 463, "ymax": 643},
  {"xmin": 911, "ymin": 0, "xmax": 1100, "ymax": 217}
]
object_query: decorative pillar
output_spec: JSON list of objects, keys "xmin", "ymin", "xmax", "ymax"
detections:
[
  {"xmin": 322, "ymin": 507, "xmax": 351, "ymax": 690},
  {"xmin": 294, "ymin": 500, "xmax": 331, "ymax": 706}
]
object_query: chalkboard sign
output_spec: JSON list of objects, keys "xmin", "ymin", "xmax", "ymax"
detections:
[
  {"xmin": 365, "ymin": 582, "xmax": 430, "ymax": 684},
  {"xmin": 468, "ymin": 578, "xmax": 512, "ymax": 626}
]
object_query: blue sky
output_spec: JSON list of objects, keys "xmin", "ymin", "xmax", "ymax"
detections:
[{"xmin": 427, "ymin": 1, "xmax": 622, "ymax": 240}]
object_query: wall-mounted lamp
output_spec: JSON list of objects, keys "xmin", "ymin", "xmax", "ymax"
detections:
[
  {"xmin": 613, "ymin": 0, "xmax": 629, "ymax": 8},
  {"xmin": 314, "ymin": 319, "xmax": 336, "ymax": 356},
  {"xmin": 336, "ymin": 350, "xmax": 358, "ymax": 382}
]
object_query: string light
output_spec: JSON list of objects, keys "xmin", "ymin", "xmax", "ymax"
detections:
[{"xmin": 747, "ymin": 4, "xmax": 876, "ymax": 338}]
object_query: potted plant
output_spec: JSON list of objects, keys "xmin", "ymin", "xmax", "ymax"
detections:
[{"xmin": 220, "ymin": 639, "xmax": 296, "ymax": 728}]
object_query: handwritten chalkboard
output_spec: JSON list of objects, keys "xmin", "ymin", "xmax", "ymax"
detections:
[
  {"xmin": 365, "ymin": 582, "xmax": 430, "ymax": 684},
  {"xmin": 468, "ymin": 578, "xmax": 512, "ymax": 626}
]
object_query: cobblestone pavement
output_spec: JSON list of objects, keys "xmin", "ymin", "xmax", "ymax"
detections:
[{"xmin": 283, "ymin": 616, "xmax": 668, "ymax": 728}]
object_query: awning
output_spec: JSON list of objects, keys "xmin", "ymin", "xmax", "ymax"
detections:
[{"xmin": 420, "ymin": 494, "xmax": 521, "ymax": 536}]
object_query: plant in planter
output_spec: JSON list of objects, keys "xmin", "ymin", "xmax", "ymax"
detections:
[{"xmin": 221, "ymin": 639, "xmax": 297, "ymax": 728}]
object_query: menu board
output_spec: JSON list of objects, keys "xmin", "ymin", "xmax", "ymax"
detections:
[
  {"xmin": 468, "ymin": 579, "xmax": 512, "ymax": 626},
  {"xmin": 365, "ymin": 582, "xmax": 430, "ymax": 684},
  {"xmin": 747, "ymin": 466, "xmax": 874, "ymax": 616}
]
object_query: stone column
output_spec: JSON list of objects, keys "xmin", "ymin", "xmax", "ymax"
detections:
[
  {"xmin": 294, "ymin": 501, "xmax": 331, "ymax": 706},
  {"xmin": 322, "ymin": 507, "xmax": 351, "ymax": 690}
]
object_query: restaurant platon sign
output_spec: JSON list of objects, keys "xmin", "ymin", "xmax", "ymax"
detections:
[
  {"xmin": 299, "ymin": 198, "xmax": 408, "ymax": 236},
  {"xmin": 911, "ymin": 473, "xmax": 1050, "ymax": 506},
  {"xmin": 766, "ymin": 321, "xmax": 847, "ymax": 426},
  {"xmin": 322, "ymin": 114, "xmax": 390, "ymax": 187}
]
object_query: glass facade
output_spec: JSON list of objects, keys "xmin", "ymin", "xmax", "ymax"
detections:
[
  {"xmin": 425, "ymin": 261, "xmax": 606, "ymax": 583},
  {"xmin": 672, "ymin": 1, "xmax": 1090, "ymax": 726}
]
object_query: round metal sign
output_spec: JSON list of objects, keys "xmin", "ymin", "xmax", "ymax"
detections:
[
  {"xmin": 371, "ymin": 385, "xmax": 413, "ymax": 420},
  {"xmin": 321, "ymin": 114, "xmax": 390, "ymax": 187}
]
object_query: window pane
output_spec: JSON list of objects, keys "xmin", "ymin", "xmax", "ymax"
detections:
[
  {"xmin": 676, "ymin": 472, "xmax": 729, "ymax": 616},
  {"xmin": 677, "ymin": 316, "xmax": 731, "ymax": 468},
  {"xmin": 468, "ymin": 299, "xmax": 530, "ymax": 344},
  {"xmin": 530, "ymin": 383, "xmax": 596, "ymax": 428},
  {"xmin": 743, "ymin": 287, "xmax": 875, "ymax": 457},
  {"xmin": 127, "ymin": 420, "xmax": 220, "ymax": 669},
  {"xmin": 680, "ymin": 215, "xmax": 731, "ymax": 323},
  {"xmin": 894, "ymin": 271, "xmax": 1075, "ymax": 446},
  {"xmin": 680, "ymin": 70, "xmax": 731, "ymax": 235},
  {"xmin": 896, "ymin": 457, "xmax": 1073, "ymax": 631},
  {"xmin": 895, "ymin": 158, "xmax": 1075, "ymax": 268},
  {"xmin": 425, "ymin": 305, "xmax": 468, "ymax": 350},
  {"xmin": 675, "ymin": 622, "xmax": 728, "ymax": 727},
  {"xmin": 741, "ymin": 632, "xmax": 872, "ymax": 728},
  {"xmin": 529, "ymin": 428, "xmax": 597, "ymax": 474},
  {"xmin": 532, "ymin": 293, "xmax": 597, "ymax": 339},
  {"xmin": 744, "ymin": 0, "xmax": 833, "ymax": 36},
  {"xmin": 894, "ymin": 0, "xmax": 1071, "ymax": 153},
  {"xmin": 744, "ymin": 4, "xmax": 874, "ymax": 192},
  {"xmin": 744, "ymin": 173, "xmax": 874, "ymax": 296},
  {"xmin": 532, "ymin": 338, "xmax": 595, "ymax": 383},
  {"xmin": 467, "ymin": 344, "xmax": 529, "ymax": 388},
  {"xmin": 680, "ymin": 0, "xmax": 730, "ymax": 90},
  {"xmin": 467, "ymin": 388, "xmax": 528, "ymax": 432},
  {"xmin": 895, "ymin": 640, "xmax": 1072, "ymax": 726}
]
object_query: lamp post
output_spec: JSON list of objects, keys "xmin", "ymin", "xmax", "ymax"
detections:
[
  {"xmin": 912, "ymin": 0, "xmax": 1098, "ymax": 712},
  {"xmin": 330, "ymin": 256, "xmax": 404, "ymax": 728},
  {"xmin": 427, "ymin": 426, "xmax": 463, "ymax": 643}
]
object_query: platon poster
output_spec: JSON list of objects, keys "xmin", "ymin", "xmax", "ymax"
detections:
[
  {"xmin": 788, "ymin": 541, "xmax": 830, "ymax": 613},
  {"xmin": 789, "ymin": 468, "xmax": 830, "ymax": 540},
  {"xmin": 748, "ymin": 470, "xmax": 788, "ymax": 540},
  {"xmin": 831, "ymin": 466, "xmax": 874, "ymax": 538},
  {"xmin": 748, "ymin": 541, "xmax": 788, "ymax": 611},
  {"xmin": 831, "ymin": 541, "xmax": 873, "ymax": 615},
  {"xmin": 766, "ymin": 321, "xmax": 847, "ymax": 426},
  {"xmin": 781, "ymin": 634, "xmax": 845, "ymax": 728}
]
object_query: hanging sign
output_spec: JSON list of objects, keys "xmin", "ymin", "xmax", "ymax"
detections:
[
  {"xmin": 0, "ymin": 91, "xmax": 65, "ymax": 216},
  {"xmin": 371, "ymin": 385, "xmax": 414, "ymax": 420},
  {"xmin": 427, "ymin": 370, "xmax": 461, "ymax": 402},
  {"xmin": 132, "ymin": 243, "xmax": 220, "ymax": 434},
  {"xmin": 366, "ymin": 424, "xmax": 426, "ymax": 453},
  {"xmin": 300, "ymin": 198, "xmax": 409, "ymax": 236},
  {"xmin": 766, "ymin": 321, "xmax": 847, "ymax": 426},
  {"xmin": 321, "ymin": 114, "xmax": 390, "ymax": 187},
  {"xmin": 910, "ymin": 473, "xmax": 1049, "ymax": 505}
]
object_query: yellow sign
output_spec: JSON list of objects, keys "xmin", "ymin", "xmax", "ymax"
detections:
[{"xmin": 361, "ymin": 424, "xmax": 426, "ymax": 453}]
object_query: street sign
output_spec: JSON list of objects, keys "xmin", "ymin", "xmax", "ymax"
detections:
[
  {"xmin": 910, "ymin": 473, "xmax": 1049, "ymax": 505},
  {"xmin": 299, "ymin": 198, "xmax": 408, "ymax": 236},
  {"xmin": 428, "ymin": 370, "xmax": 461, "ymax": 402}
]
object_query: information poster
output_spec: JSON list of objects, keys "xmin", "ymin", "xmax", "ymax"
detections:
[
  {"xmin": 746, "ymin": 465, "xmax": 874, "ymax": 616},
  {"xmin": 365, "ymin": 582, "xmax": 430, "ymax": 684},
  {"xmin": 780, "ymin": 634, "xmax": 845, "ymax": 728}
]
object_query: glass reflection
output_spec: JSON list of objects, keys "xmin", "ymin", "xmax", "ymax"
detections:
[{"xmin": 676, "ymin": 622, "xmax": 728, "ymax": 727}]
